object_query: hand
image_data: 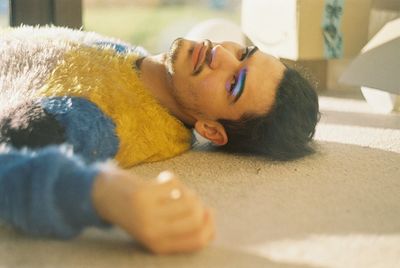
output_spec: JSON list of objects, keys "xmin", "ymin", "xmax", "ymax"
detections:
[{"xmin": 92, "ymin": 168, "xmax": 215, "ymax": 255}]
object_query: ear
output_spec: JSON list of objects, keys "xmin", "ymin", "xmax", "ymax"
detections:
[{"xmin": 194, "ymin": 120, "xmax": 228, "ymax": 146}]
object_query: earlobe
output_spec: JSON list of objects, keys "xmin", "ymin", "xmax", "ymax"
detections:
[{"xmin": 194, "ymin": 120, "xmax": 228, "ymax": 146}]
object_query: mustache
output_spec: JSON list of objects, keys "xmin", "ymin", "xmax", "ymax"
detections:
[{"xmin": 168, "ymin": 38, "xmax": 184, "ymax": 66}]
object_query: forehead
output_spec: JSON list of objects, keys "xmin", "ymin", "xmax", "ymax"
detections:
[{"xmin": 238, "ymin": 50, "xmax": 285, "ymax": 116}]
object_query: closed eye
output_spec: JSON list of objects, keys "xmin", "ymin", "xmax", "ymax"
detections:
[
  {"xmin": 227, "ymin": 46, "xmax": 257, "ymax": 104},
  {"xmin": 227, "ymin": 68, "xmax": 247, "ymax": 102},
  {"xmin": 239, "ymin": 47, "xmax": 249, "ymax": 61},
  {"xmin": 239, "ymin": 46, "xmax": 258, "ymax": 61}
]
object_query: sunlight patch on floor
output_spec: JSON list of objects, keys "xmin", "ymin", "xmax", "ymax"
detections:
[
  {"xmin": 242, "ymin": 234, "xmax": 400, "ymax": 268},
  {"xmin": 315, "ymin": 123, "xmax": 400, "ymax": 153},
  {"xmin": 319, "ymin": 94, "xmax": 400, "ymax": 116},
  {"xmin": 319, "ymin": 96, "xmax": 378, "ymax": 114}
]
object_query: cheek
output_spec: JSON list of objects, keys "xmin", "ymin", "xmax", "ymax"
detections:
[
  {"xmin": 195, "ymin": 79, "xmax": 216, "ymax": 106},
  {"xmin": 195, "ymin": 77, "xmax": 227, "ymax": 114},
  {"xmin": 199, "ymin": 79, "xmax": 211, "ymax": 94},
  {"xmin": 197, "ymin": 76, "xmax": 223, "ymax": 99}
]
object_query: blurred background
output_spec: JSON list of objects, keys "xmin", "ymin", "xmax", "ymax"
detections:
[
  {"xmin": 0, "ymin": 0, "xmax": 8, "ymax": 27},
  {"xmin": 0, "ymin": 0, "xmax": 241, "ymax": 53},
  {"xmin": 83, "ymin": 0, "xmax": 241, "ymax": 53},
  {"xmin": 1, "ymin": 0, "xmax": 399, "ymax": 110}
]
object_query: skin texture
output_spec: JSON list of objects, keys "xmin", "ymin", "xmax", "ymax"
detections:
[
  {"xmin": 140, "ymin": 39, "xmax": 286, "ymax": 146},
  {"xmin": 92, "ymin": 39, "xmax": 285, "ymax": 254},
  {"xmin": 167, "ymin": 39, "xmax": 284, "ymax": 121},
  {"xmin": 92, "ymin": 169, "xmax": 215, "ymax": 255}
]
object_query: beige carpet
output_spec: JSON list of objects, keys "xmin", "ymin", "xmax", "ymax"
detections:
[{"xmin": 1, "ymin": 91, "xmax": 399, "ymax": 268}]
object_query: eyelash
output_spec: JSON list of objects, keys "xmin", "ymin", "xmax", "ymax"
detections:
[
  {"xmin": 227, "ymin": 47, "xmax": 250, "ymax": 96},
  {"xmin": 239, "ymin": 47, "xmax": 250, "ymax": 61},
  {"xmin": 228, "ymin": 76, "xmax": 238, "ymax": 94},
  {"xmin": 227, "ymin": 68, "xmax": 247, "ymax": 101}
]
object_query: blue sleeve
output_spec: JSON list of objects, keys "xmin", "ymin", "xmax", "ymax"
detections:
[
  {"xmin": 0, "ymin": 145, "xmax": 110, "ymax": 239},
  {"xmin": 93, "ymin": 41, "xmax": 149, "ymax": 57},
  {"xmin": 41, "ymin": 97, "xmax": 119, "ymax": 164}
]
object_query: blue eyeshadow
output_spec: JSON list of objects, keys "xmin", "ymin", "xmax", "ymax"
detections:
[{"xmin": 232, "ymin": 68, "xmax": 247, "ymax": 102}]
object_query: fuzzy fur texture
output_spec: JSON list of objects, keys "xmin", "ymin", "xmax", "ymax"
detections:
[
  {"xmin": 0, "ymin": 26, "xmax": 192, "ymax": 167},
  {"xmin": 41, "ymin": 97, "xmax": 119, "ymax": 163},
  {"xmin": 0, "ymin": 99, "xmax": 66, "ymax": 148}
]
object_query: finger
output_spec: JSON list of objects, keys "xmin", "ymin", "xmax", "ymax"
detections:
[
  {"xmin": 133, "ymin": 180, "xmax": 184, "ymax": 209},
  {"xmin": 157, "ymin": 189, "xmax": 201, "ymax": 218},
  {"xmin": 154, "ymin": 208, "xmax": 215, "ymax": 254},
  {"xmin": 161, "ymin": 201, "xmax": 205, "ymax": 236},
  {"xmin": 157, "ymin": 183, "xmax": 196, "ymax": 205},
  {"xmin": 152, "ymin": 171, "xmax": 186, "ymax": 196}
]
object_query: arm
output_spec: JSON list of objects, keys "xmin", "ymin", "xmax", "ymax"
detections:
[
  {"xmin": 0, "ymin": 144, "xmax": 215, "ymax": 252},
  {"xmin": 0, "ymin": 145, "xmax": 109, "ymax": 238},
  {"xmin": 92, "ymin": 169, "xmax": 216, "ymax": 254},
  {"xmin": 0, "ymin": 145, "xmax": 215, "ymax": 252}
]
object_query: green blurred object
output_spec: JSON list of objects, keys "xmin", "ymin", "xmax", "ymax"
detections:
[{"xmin": 83, "ymin": 4, "xmax": 239, "ymax": 53}]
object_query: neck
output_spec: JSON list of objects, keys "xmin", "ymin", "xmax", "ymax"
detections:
[{"xmin": 138, "ymin": 53, "xmax": 195, "ymax": 127}]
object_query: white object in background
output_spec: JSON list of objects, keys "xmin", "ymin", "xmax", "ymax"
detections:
[
  {"xmin": 340, "ymin": 19, "xmax": 400, "ymax": 113},
  {"xmin": 242, "ymin": 0, "xmax": 296, "ymax": 58},
  {"xmin": 242, "ymin": 0, "xmax": 372, "ymax": 60},
  {"xmin": 361, "ymin": 87, "xmax": 400, "ymax": 113},
  {"xmin": 185, "ymin": 18, "xmax": 246, "ymax": 46}
]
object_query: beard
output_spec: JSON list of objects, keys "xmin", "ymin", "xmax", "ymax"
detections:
[
  {"xmin": 166, "ymin": 38, "xmax": 184, "ymax": 76},
  {"xmin": 165, "ymin": 38, "xmax": 203, "ymax": 118}
]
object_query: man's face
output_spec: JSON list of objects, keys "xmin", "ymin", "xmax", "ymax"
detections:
[{"xmin": 165, "ymin": 38, "xmax": 286, "ymax": 122}]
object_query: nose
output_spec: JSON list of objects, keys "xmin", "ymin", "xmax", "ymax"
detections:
[{"xmin": 209, "ymin": 45, "xmax": 239, "ymax": 70}]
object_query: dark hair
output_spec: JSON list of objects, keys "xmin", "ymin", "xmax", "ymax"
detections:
[{"xmin": 217, "ymin": 67, "xmax": 320, "ymax": 161}]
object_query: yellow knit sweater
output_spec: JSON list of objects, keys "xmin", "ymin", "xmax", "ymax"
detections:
[{"xmin": 39, "ymin": 46, "xmax": 192, "ymax": 168}]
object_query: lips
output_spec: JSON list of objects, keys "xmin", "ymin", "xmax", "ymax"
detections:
[
  {"xmin": 192, "ymin": 41, "xmax": 212, "ymax": 73},
  {"xmin": 192, "ymin": 43, "xmax": 202, "ymax": 71}
]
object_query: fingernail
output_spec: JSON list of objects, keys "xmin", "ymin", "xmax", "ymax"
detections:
[{"xmin": 157, "ymin": 170, "xmax": 174, "ymax": 183}]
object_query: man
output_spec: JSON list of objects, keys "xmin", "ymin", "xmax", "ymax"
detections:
[{"xmin": 0, "ymin": 26, "xmax": 319, "ymax": 254}]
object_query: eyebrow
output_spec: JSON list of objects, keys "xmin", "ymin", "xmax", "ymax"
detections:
[{"xmin": 232, "ymin": 46, "xmax": 258, "ymax": 103}]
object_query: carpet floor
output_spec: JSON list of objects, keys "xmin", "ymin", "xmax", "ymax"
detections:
[{"xmin": 1, "ymin": 90, "xmax": 399, "ymax": 268}]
